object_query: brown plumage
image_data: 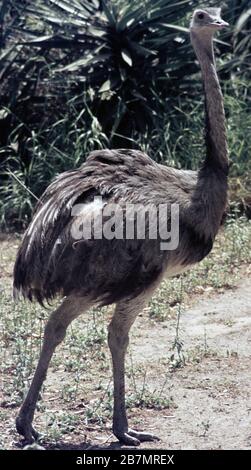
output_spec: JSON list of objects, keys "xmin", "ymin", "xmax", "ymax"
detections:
[
  {"xmin": 13, "ymin": 150, "xmax": 209, "ymax": 305},
  {"xmin": 14, "ymin": 8, "xmax": 229, "ymax": 446}
]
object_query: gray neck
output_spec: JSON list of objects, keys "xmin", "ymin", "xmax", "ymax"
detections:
[
  {"xmin": 185, "ymin": 31, "xmax": 229, "ymax": 242},
  {"xmin": 190, "ymin": 31, "xmax": 229, "ymax": 172}
]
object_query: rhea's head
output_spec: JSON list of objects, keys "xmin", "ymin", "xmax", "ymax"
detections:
[{"xmin": 190, "ymin": 7, "xmax": 229, "ymax": 36}]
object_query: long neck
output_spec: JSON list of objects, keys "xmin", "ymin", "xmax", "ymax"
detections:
[
  {"xmin": 187, "ymin": 32, "xmax": 229, "ymax": 241},
  {"xmin": 191, "ymin": 31, "xmax": 229, "ymax": 173}
]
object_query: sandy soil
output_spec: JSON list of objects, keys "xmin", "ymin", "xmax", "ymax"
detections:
[{"xmin": 129, "ymin": 278, "xmax": 251, "ymax": 450}]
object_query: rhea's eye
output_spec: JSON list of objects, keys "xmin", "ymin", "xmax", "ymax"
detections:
[{"xmin": 197, "ymin": 12, "xmax": 204, "ymax": 20}]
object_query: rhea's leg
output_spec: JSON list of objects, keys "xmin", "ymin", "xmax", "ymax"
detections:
[
  {"xmin": 16, "ymin": 296, "xmax": 91, "ymax": 443},
  {"xmin": 108, "ymin": 296, "xmax": 160, "ymax": 446}
]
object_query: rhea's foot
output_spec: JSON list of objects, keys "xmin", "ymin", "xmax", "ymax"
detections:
[
  {"xmin": 115, "ymin": 428, "xmax": 160, "ymax": 446},
  {"xmin": 16, "ymin": 415, "xmax": 40, "ymax": 444}
]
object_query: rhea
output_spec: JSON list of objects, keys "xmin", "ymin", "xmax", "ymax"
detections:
[{"xmin": 14, "ymin": 8, "xmax": 229, "ymax": 446}]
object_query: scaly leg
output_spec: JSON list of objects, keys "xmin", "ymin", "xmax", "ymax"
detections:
[
  {"xmin": 16, "ymin": 296, "xmax": 92, "ymax": 443},
  {"xmin": 108, "ymin": 296, "xmax": 160, "ymax": 446}
]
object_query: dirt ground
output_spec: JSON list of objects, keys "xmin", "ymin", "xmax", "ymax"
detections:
[
  {"xmin": 2, "ymin": 279, "xmax": 250, "ymax": 450},
  {"xmin": 48, "ymin": 277, "xmax": 251, "ymax": 450},
  {"xmin": 130, "ymin": 278, "xmax": 251, "ymax": 450}
]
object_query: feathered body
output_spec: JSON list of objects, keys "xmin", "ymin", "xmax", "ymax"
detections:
[{"xmin": 13, "ymin": 148, "xmax": 226, "ymax": 306}]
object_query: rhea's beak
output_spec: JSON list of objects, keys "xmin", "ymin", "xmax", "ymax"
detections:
[{"xmin": 212, "ymin": 19, "xmax": 229, "ymax": 29}]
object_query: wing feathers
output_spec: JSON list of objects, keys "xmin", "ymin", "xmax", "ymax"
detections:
[{"xmin": 13, "ymin": 150, "xmax": 197, "ymax": 304}]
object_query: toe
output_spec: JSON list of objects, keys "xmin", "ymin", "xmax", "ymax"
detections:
[{"xmin": 128, "ymin": 429, "xmax": 160, "ymax": 442}]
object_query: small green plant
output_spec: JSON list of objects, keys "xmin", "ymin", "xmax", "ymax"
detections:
[
  {"xmin": 126, "ymin": 354, "xmax": 174, "ymax": 410},
  {"xmin": 199, "ymin": 420, "xmax": 211, "ymax": 438},
  {"xmin": 44, "ymin": 410, "xmax": 83, "ymax": 442}
]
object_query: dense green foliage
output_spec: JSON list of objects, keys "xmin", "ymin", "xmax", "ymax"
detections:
[{"xmin": 0, "ymin": 0, "xmax": 250, "ymax": 228}]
